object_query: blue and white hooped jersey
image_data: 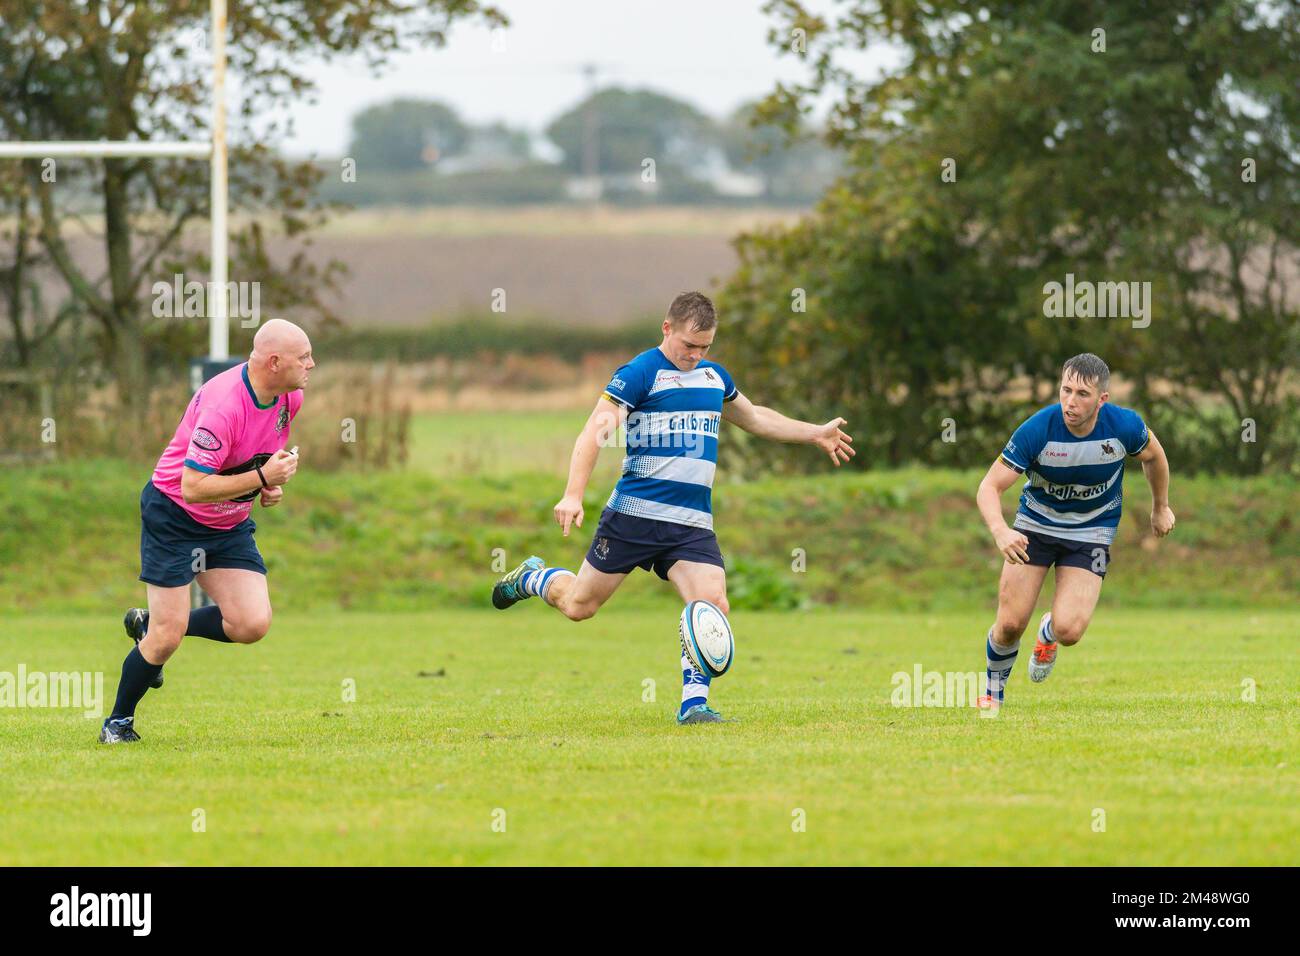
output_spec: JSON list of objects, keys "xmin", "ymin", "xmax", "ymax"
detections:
[
  {"xmin": 601, "ymin": 347, "xmax": 738, "ymax": 530},
  {"xmin": 999, "ymin": 403, "xmax": 1149, "ymax": 545}
]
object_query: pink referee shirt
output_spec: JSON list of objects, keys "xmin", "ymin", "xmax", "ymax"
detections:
[{"xmin": 151, "ymin": 363, "xmax": 302, "ymax": 530}]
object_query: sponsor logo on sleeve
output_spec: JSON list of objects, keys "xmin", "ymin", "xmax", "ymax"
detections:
[
  {"xmin": 609, "ymin": 376, "xmax": 627, "ymax": 392},
  {"xmin": 191, "ymin": 427, "xmax": 222, "ymax": 451}
]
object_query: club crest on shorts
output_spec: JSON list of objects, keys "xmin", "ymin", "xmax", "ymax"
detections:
[{"xmin": 595, "ymin": 537, "xmax": 610, "ymax": 560}]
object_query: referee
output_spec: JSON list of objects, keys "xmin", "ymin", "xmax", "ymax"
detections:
[{"xmin": 100, "ymin": 319, "xmax": 313, "ymax": 743}]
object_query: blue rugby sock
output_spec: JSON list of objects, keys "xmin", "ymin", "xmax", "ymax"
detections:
[
  {"xmin": 109, "ymin": 645, "xmax": 163, "ymax": 721},
  {"xmin": 680, "ymin": 653, "xmax": 711, "ymax": 716},
  {"xmin": 521, "ymin": 567, "xmax": 574, "ymax": 605},
  {"xmin": 985, "ymin": 628, "xmax": 1019, "ymax": 703}
]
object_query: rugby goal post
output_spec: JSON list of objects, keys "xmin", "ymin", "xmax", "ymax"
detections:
[{"xmin": 0, "ymin": 1, "xmax": 231, "ymax": 608}]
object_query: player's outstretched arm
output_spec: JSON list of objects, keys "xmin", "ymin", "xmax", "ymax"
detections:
[
  {"xmin": 1134, "ymin": 429, "xmax": 1175, "ymax": 537},
  {"xmin": 553, "ymin": 396, "xmax": 626, "ymax": 537},
  {"xmin": 721, "ymin": 392, "xmax": 854, "ymax": 467},
  {"xmin": 976, "ymin": 459, "xmax": 1031, "ymax": 563}
]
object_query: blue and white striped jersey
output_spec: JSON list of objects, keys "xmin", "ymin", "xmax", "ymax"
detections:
[
  {"xmin": 601, "ymin": 347, "xmax": 739, "ymax": 530},
  {"xmin": 1000, "ymin": 403, "xmax": 1150, "ymax": 545}
]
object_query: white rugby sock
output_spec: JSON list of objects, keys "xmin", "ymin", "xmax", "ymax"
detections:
[
  {"xmin": 538, "ymin": 567, "xmax": 574, "ymax": 606},
  {"xmin": 1038, "ymin": 613, "xmax": 1057, "ymax": 645},
  {"xmin": 680, "ymin": 653, "xmax": 711, "ymax": 714},
  {"xmin": 521, "ymin": 566, "xmax": 574, "ymax": 605}
]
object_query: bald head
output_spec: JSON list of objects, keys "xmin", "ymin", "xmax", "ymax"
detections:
[
  {"xmin": 252, "ymin": 318, "xmax": 309, "ymax": 357},
  {"xmin": 248, "ymin": 319, "xmax": 314, "ymax": 394}
]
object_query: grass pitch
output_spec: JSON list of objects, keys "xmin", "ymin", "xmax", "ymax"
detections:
[{"xmin": 1, "ymin": 608, "xmax": 1295, "ymax": 866}]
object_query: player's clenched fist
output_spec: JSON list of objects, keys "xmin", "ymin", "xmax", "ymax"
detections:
[
  {"xmin": 1151, "ymin": 505, "xmax": 1176, "ymax": 538},
  {"xmin": 261, "ymin": 448, "xmax": 298, "ymax": 486},
  {"xmin": 994, "ymin": 526, "xmax": 1031, "ymax": 564},
  {"xmin": 554, "ymin": 494, "xmax": 584, "ymax": 537}
]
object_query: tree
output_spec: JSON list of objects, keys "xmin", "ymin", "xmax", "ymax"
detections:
[
  {"xmin": 722, "ymin": 0, "xmax": 1299, "ymax": 473},
  {"xmin": 545, "ymin": 87, "xmax": 721, "ymax": 177},
  {"xmin": 0, "ymin": 164, "xmax": 84, "ymax": 369},
  {"xmin": 719, "ymin": 101, "xmax": 839, "ymax": 202},
  {"xmin": 348, "ymin": 98, "xmax": 469, "ymax": 171},
  {"xmin": 723, "ymin": 168, "xmax": 1030, "ymax": 470},
  {"xmin": 0, "ymin": 0, "xmax": 503, "ymax": 418}
]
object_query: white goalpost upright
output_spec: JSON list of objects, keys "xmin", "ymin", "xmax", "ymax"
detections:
[
  {"xmin": 208, "ymin": 0, "xmax": 229, "ymax": 362},
  {"xmin": 0, "ymin": 1, "xmax": 230, "ymax": 607}
]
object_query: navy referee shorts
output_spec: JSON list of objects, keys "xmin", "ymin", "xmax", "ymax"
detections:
[{"xmin": 138, "ymin": 481, "xmax": 266, "ymax": 588}]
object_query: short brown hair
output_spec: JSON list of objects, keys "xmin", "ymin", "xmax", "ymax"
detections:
[
  {"xmin": 667, "ymin": 292, "xmax": 717, "ymax": 332},
  {"xmin": 1062, "ymin": 353, "xmax": 1110, "ymax": 391}
]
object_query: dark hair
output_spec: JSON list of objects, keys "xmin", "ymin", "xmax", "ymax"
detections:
[
  {"xmin": 667, "ymin": 292, "xmax": 717, "ymax": 332},
  {"xmin": 1062, "ymin": 353, "xmax": 1110, "ymax": 391}
]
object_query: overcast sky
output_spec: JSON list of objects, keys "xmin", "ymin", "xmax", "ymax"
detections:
[{"xmin": 278, "ymin": 0, "xmax": 896, "ymax": 158}]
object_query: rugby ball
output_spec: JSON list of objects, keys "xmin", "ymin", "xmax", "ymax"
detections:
[{"xmin": 679, "ymin": 600, "xmax": 734, "ymax": 678}]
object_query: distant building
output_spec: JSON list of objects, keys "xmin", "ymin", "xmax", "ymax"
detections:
[
  {"xmin": 711, "ymin": 169, "xmax": 766, "ymax": 198},
  {"xmin": 559, "ymin": 143, "xmax": 769, "ymax": 200},
  {"xmin": 435, "ymin": 125, "xmax": 532, "ymax": 175}
]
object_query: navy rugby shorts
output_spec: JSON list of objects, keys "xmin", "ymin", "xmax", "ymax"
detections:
[
  {"xmin": 1021, "ymin": 527, "xmax": 1111, "ymax": 578},
  {"xmin": 584, "ymin": 507, "xmax": 724, "ymax": 580}
]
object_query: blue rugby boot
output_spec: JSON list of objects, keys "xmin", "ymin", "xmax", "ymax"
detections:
[
  {"xmin": 492, "ymin": 556, "xmax": 546, "ymax": 610},
  {"xmin": 677, "ymin": 703, "xmax": 734, "ymax": 725}
]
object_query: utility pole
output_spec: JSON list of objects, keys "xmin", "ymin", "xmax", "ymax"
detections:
[{"xmin": 580, "ymin": 63, "xmax": 600, "ymax": 201}]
